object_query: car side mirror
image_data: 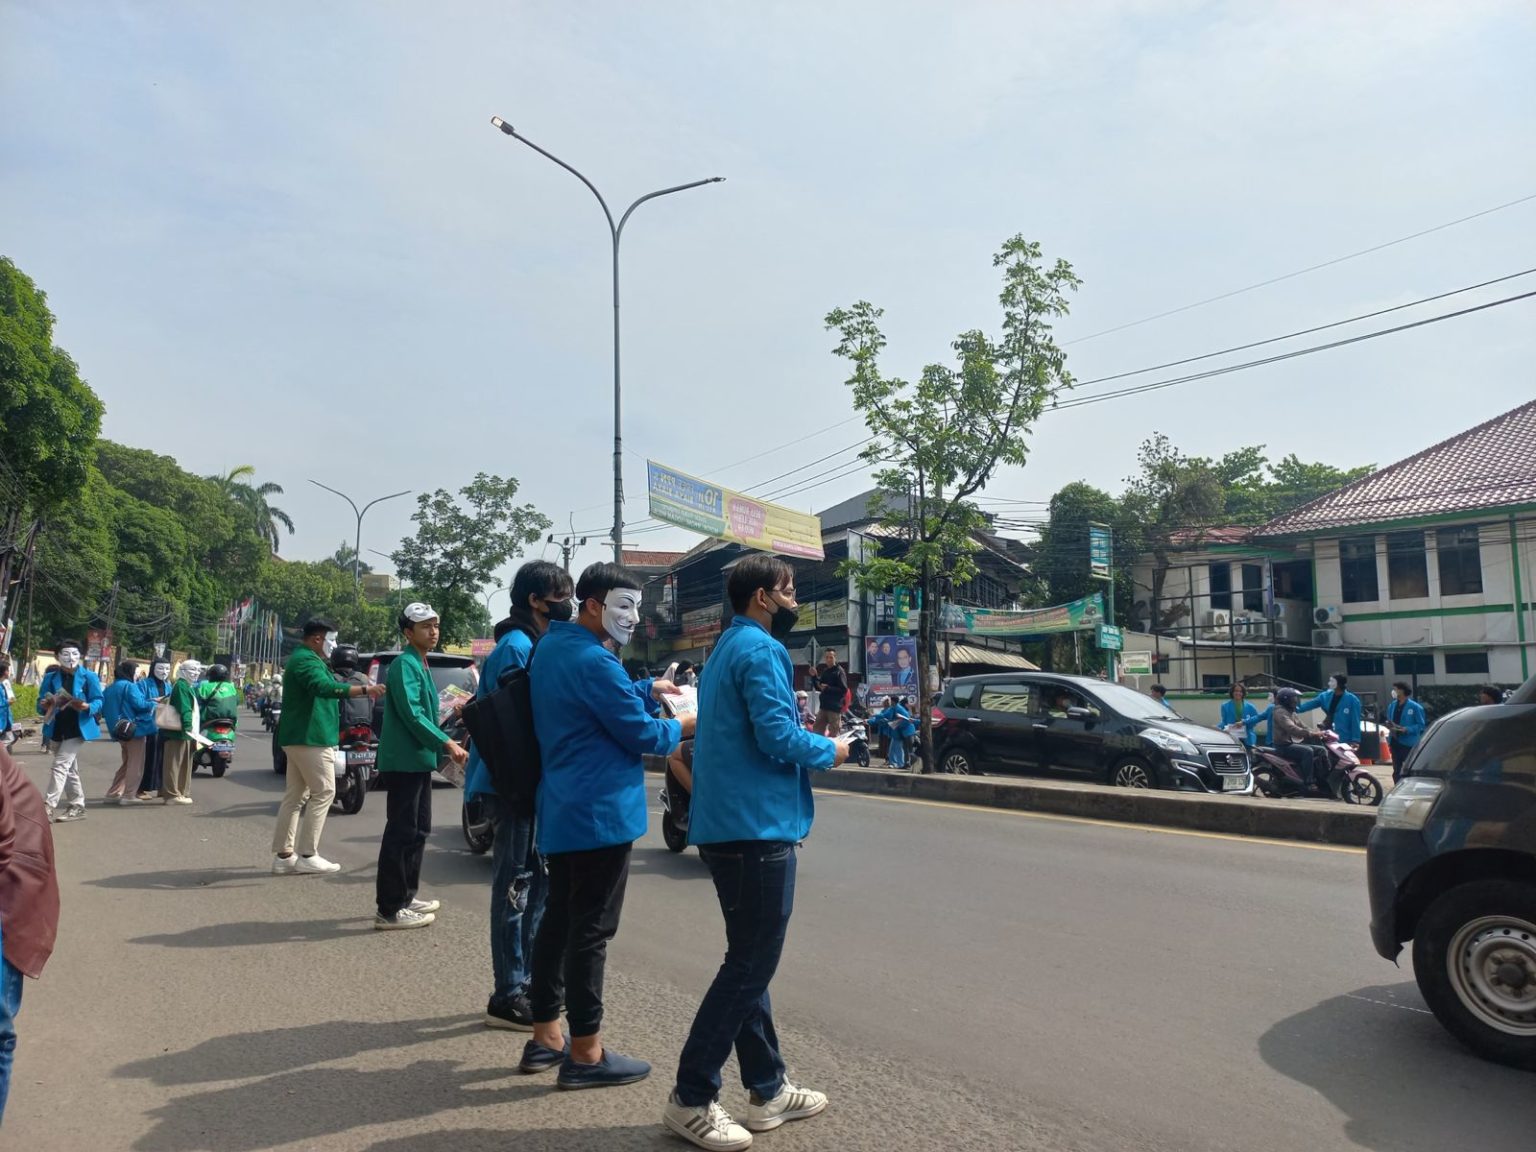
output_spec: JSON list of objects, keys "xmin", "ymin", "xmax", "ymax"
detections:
[{"xmin": 1066, "ymin": 706, "xmax": 1094, "ymax": 721}]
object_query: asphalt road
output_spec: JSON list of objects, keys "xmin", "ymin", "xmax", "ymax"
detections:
[{"xmin": 5, "ymin": 725, "xmax": 1533, "ymax": 1151}]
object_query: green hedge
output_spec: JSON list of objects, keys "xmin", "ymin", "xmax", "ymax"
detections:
[
  {"xmin": 11, "ymin": 684, "xmax": 39, "ymax": 720},
  {"xmin": 1415, "ymin": 683, "xmax": 1519, "ymax": 721}
]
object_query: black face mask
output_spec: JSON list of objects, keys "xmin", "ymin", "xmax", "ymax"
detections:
[
  {"xmin": 768, "ymin": 601, "xmax": 799, "ymax": 641},
  {"xmin": 544, "ymin": 598, "xmax": 574, "ymax": 623}
]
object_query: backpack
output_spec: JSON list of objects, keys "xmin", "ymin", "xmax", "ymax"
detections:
[{"xmin": 460, "ymin": 633, "xmax": 541, "ymax": 815}]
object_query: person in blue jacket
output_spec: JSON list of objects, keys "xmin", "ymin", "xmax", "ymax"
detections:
[
  {"xmin": 1384, "ymin": 680, "xmax": 1427, "ymax": 784},
  {"xmin": 464, "ymin": 560, "xmax": 574, "ymax": 1033},
  {"xmin": 1297, "ymin": 674, "xmax": 1363, "ymax": 745},
  {"xmin": 139, "ymin": 658, "xmax": 174, "ymax": 798},
  {"xmin": 39, "ymin": 640, "xmax": 103, "ymax": 822},
  {"xmin": 102, "ymin": 659, "xmax": 156, "ymax": 804},
  {"xmin": 872, "ymin": 695, "xmax": 917, "ymax": 768},
  {"xmin": 1220, "ymin": 682, "xmax": 1261, "ymax": 748},
  {"xmin": 663, "ymin": 553, "xmax": 845, "ymax": 1148},
  {"xmin": 522, "ymin": 562, "xmax": 691, "ymax": 1089}
]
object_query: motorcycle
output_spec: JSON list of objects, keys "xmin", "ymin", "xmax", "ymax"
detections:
[
  {"xmin": 659, "ymin": 762, "xmax": 692, "ymax": 853},
  {"xmin": 841, "ymin": 713, "xmax": 871, "ymax": 768},
  {"xmin": 192, "ymin": 718, "xmax": 236, "ymax": 778},
  {"xmin": 333, "ymin": 723, "xmax": 376, "ymax": 815},
  {"xmin": 1249, "ymin": 729, "xmax": 1383, "ymax": 805}
]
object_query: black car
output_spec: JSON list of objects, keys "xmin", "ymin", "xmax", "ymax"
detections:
[
  {"xmin": 1366, "ymin": 673, "xmax": 1536, "ymax": 1069},
  {"xmin": 931, "ymin": 672, "xmax": 1253, "ymax": 793}
]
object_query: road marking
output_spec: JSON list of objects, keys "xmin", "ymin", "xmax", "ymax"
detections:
[
  {"xmin": 1344, "ymin": 993, "xmax": 1432, "ymax": 1014},
  {"xmin": 813, "ymin": 789, "xmax": 1368, "ymax": 855}
]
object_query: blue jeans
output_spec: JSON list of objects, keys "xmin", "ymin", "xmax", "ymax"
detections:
[
  {"xmin": 489, "ymin": 796, "xmax": 546, "ymax": 1001},
  {"xmin": 0, "ymin": 920, "xmax": 22, "ymax": 1126},
  {"xmin": 674, "ymin": 841, "xmax": 796, "ymax": 1107}
]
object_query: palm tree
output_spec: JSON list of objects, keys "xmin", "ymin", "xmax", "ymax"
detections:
[{"xmin": 213, "ymin": 465, "xmax": 295, "ymax": 554}]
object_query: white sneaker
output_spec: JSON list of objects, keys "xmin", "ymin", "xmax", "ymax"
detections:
[
  {"xmin": 56, "ymin": 806, "xmax": 87, "ymax": 822},
  {"xmin": 374, "ymin": 908, "xmax": 435, "ymax": 931},
  {"xmin": 272, "ymin": 854, "xmax": 299, "ymax": 875},
  {"xmin": 44, "ymin": 806, "xmax": 57, "ymax": 823},
  {"xmin": 407, "ymin": 898, "xmax": 440, "ymax": 914},
  {"xmin": 118, "ymin": 796, "xmax": 143, "ymax": 805},
  {"xmin": 295, "ymin": 854, "xmax": 342, "ymax": 875},
  {"xmin": 172, "ymin": 796, "xmax": 194, "ymax": 805},
  {"xmin": 663, "ymin": 1096, "xmax": 753, "ymax": 1150},
  {"xmin": 741, "ymin": 1083, "xmax": 827, "ymax": 1133}
]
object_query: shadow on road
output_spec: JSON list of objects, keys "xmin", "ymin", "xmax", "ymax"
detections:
[
  {"xmin": 191, "ymin": 802, "xmax": 279, "ymax": 820},
  {"xmin": 1259, "ymin": 982, "xmax": 1535, "ymax": 1150},
  {"xmin": 629, "ymin": 846, "xmax": 711, "ymax": 881},
  {"xmin": 129, "ymin": 916, "xmax": 376, "ymax": 948},
  {"xmin": 86, "ymin": 866, "xmax": 272, "ymax": 891},
  {"xmin": 129, "ymin": 1059, "xmax": 541, "ymax": 1151},
  {"xmin": 118, "ymin": 1014, "xmax": 483, "ymax": 1086},
  {"xmin": 362, "ymin": 1125, "xmax": 662, "ymax": 1152}
]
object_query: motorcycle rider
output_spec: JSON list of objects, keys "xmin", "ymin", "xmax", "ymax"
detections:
[
  {"xmin": 195, "ymin": 664, "xmax": 241, "ymax": 728},
  {"xmin": 1271, "ymin": 687, "xmax": 1336, "ymax": 797},
  {"xmin": 331, "ymin": 645, "xmax": 374, "ymax": 731}
]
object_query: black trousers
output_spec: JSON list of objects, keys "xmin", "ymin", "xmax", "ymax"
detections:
[
  {"xmin": 376, "ymin": 771, "xmax": 433, "ymax": 917},
  {"xmin": 528, "ymin": 843, "xmax": 632, "ymax": 1038},
  {"xmin": 141, "ymin": 730, "xmax": 164, "ymax": 793},
  {"xmin": 1390, "ymin": 742, "xmax": 1409, "ymax": 784}
]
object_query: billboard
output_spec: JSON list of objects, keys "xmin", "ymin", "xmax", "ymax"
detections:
[
  {"xmin": 941, "ymin": 593, "xmax": 1104, "ymax": 637},
  {"xmin": 863, "ymin": 634, "xmax": 918, "ymax": 699},
  {"xmin": 647, "ymin": 460, "xmax": 824, "ymax": 560}
]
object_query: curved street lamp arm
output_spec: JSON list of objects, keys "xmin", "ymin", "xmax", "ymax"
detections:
[
  {"xmin": 307, "ymin": 478, "xmax": 360, "ymax": 518},
  {"xmin": 361, "ymin": 489, "xmax": 412, "ymax": 517},
  {"xmin": 617, "ymin": 177, "xmax": 725, "ymax": 239},
  {"xmin": 494, "ymin": 120, "xmax": 618, "ymax": 237}
]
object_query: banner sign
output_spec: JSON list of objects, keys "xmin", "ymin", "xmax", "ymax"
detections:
[
  {"xmin": 940, "ymin": 593, "xmax": 1105, "ymax": 637},
  {"xmin": 1096, "ymin": 623, "xmax": 1123, "ymax": 651},
  {"xmin": 470, "ymin": 639, "xmax": 496, "ymax": 658},
  {"xmin": 863, "ymin": 635, "xmax": 919, "ymax": 698},
  {"xmin": 791, "ymin": 602, "xmax": 817, "ymax": 632},
  {"xmin": 647, "ymin": 460, "xmax": 824, "ymax": 560},
  {"xmin": 1089, "ymin": 525, "xmax": 1112, "ymax": 580},
  {"xmin": 680, "ymin": 606, "xmax": 722, "ymax": 638},
  {"xmin": 815, "ymin": 599, "xmax": 848, "ymax": 628},
  {"xmin": 1121, "ymin": 650, "xmax": 1153, "ymax": 675}
]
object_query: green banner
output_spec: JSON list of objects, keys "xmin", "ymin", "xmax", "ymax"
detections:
[{"xmin": 941, "ymin": 593, "xmax": 1105, "ymax": 637}]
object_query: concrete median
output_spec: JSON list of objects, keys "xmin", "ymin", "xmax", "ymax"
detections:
[{"xmin": 812, "ymin": 765, "xmax": 1378, "ymax": 846}]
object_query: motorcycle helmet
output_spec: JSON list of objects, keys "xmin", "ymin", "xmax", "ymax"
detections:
[
  {"xmin": 207, "ymin": 664, "xmax": 231, "ymax": 683},
  {"xmin": 1275, "ymin": 687, "xmax": 1301, "ymax": 710},
  {"xmin": 331, "ymin": 644, "xmax": 360, "ymax": 673}
]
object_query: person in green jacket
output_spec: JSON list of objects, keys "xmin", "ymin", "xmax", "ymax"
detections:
[
  {"xmin": 271, "ymin": 619, "xmax": 386, "ymax": 876},
  {"xmin": 374, "ymin": 603, "xmax": 468, "ymax": 930},
  {"xmin": 159, "ymin": 660, "xmax": 202, "ymax": 805}
]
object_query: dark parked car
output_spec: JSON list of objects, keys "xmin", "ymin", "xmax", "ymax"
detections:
[
  {"xmin": 1366, "ymin": 673, "xmax": 1536, "ymax": 1069},
  {"xmin": 931, "ymin": 673, "xmax": 1253, "ymax": 793},
  {"xmin": 271, "ymin": 651, "xmax": 478, "ymax": 778}
]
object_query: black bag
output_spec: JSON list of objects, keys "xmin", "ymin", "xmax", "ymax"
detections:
[
  {"xmin": 113, "ymin": 718, "xmax": 136, "ymax": 742},
  {"xmin": 460, "ymin": 636, "xmax": 542, "ymax": 814}
]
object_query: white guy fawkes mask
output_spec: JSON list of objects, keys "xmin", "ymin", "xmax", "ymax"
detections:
[
  {"xmin": 151, "ymin": 662, "xmax": 171, "ymax": 681},
  {"xmin": 58, "ymin": 647, "xmax": 82, "ymax": 670},
  {"xmin": 322, "ymin": 631, "xmax": 338, "ymax": 659},
  {"xmin": 1327, "ymin": 677, "xmax": 1339, "ymax": 692},
  {"xmin": 601, "ymin": 589, "xmax": 642, "ymax": 648}
]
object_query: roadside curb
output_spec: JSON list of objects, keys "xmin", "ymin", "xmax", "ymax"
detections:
[{"xmin": 813, "ymin": 767, "xmax": 1377, "ymax": 846}]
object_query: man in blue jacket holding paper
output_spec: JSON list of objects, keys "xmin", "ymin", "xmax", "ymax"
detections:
[
  {"xmin": 522, "ymin": 562, "xmax": 692, "ymax": 1090},
  {"xmin": 662, "ymin": 553, "xmax": 848, "ymax": 1151}
]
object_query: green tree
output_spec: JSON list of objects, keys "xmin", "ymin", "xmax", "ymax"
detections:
[
  {"xmin": 1122, "ymin": 434, "xmax": 1225, "ymax": 632},
  {"xmin": 254, "ymin": 558, "xmax": 396, "ymax": 651},
  {"xmin": 327, "ymin": 541, "xmax": 372, "ymax": 577},
  {"xmin": 391, "ymin": 474, "xmax": 549, "ymax": 647},
  {"xmin": 212, "ymin": 465, "xmax": 295, "ymax": 555},
  {"xmin": 827, "ymin": 235, "xmax": 1079, "ymax": 770},
  {"xmin": 0, "ymin": 257, "xmax": 104, "ymax": 623},
  {"xmin": 1032, "ymin": 482, "xmax": 1140, "ymax": 671}
]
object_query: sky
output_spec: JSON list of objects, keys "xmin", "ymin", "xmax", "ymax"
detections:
[{"xmin": 3, "ymin": 0, "xmax": 1534, "ymax": 608}]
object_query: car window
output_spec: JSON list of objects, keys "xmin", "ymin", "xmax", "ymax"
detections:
[
  {"xmin": 951, "ymin": 683, "xmax": 978, "ymax": 708},
  {"xmin": 978, "ymin": 683, "xmax": 1032, "ymax": 714},
  {"xmin": 428, "ymin": 665, "xmax": 476, "ymax": 693}
]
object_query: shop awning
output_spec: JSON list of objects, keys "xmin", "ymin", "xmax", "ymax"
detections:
[{"xmin": 945, "ymin": 644, "xmax": 1039, "ymax": 671}]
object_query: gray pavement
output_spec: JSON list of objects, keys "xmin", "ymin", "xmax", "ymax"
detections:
[{"xmin": 6, "ymin": 729, "xmax": 1534, "ymax": 1151}]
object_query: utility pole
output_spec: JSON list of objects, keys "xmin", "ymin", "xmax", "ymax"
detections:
[{"xmin": 548, "ymin": 533, "xmax": 588, "ymax": 573}]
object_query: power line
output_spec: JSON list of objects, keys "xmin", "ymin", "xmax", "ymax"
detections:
[{"xmin": 1064, "ymin": 190, "xmax": 1536, "ymax": 346}]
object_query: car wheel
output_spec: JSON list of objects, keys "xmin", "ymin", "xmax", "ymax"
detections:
[
  {"xmin": 941, "ymin": 747, "xmax": 979, "ymax": 776},
  {"xmin": 1413, "ymin": 879, "xmax": 1536, "ymax": 1070},
  {"xmin": 1110, "ymin": 757, "xmax": 1155, "ymax": 789}
]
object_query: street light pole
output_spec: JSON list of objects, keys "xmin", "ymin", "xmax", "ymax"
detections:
[
  {"xmin": 490, "ymin": 116, "xmax": 723, "ymax": 563},
  {"xmin": 308, "ymin": 481, "xmax": 412, "ymax": 592}
]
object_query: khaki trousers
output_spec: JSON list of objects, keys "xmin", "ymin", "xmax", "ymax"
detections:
[
  {"xmin": 109, "ymin": 737, "xmax": 147, "ymax": 798},
  {"xmin": 159, "ymin": 740, "xmax": 193, "ymax": 800},
  {"xmin": 273, "ymin": 746, "xmax": 336, "ymax": 857}
]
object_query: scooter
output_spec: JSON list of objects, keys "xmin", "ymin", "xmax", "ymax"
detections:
[
  {"xmin": 659, "ymin": 764, "xmax": 692, "ymax": 853},
  {"xmin": 1249, "ymin": 733, "xmax": 1382, "ymax": 805},
  {"xmin": 1308, "ymin": 729, "xmax": 1383, "ymax": 806},
  {"xmin": 193, "ymin": 719, "xmax": 236, "ymax": 778},
  {"xmin": 841, "ymin": 713, "xmax": 871, "ymax": 768},
  {"xmin": 333, "ymin": 723, "xmax": 376, "ymax": 815}
]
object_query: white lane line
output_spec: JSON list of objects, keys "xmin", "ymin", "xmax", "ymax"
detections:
[
  {"xmin": 1344, "ymin": 993, "xmax": 1433, "ymax": 1015},
  {"xmin": 814, "ymin": 789, "xmax": 1369, "ymax": 855}
]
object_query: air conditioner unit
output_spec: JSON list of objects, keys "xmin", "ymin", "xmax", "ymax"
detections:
[
  {"xmin": 1205, "ymin": 610, "xmax": 1231, "ymax": 631},
  {"xmin": 1313, "ymin": 605, "xmax": 1343, "ymax": 626},
  {"xmin": 1271, "ymin": 620, "xmax": 1289, "ymax": 640},
  {"xmin": 1312, "ymin": 628, "xmax": 1344, "ymax": 648}
]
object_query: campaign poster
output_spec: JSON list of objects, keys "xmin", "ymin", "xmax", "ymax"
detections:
[{"xmin": 863, "ymin": 634, "xmax": 918, "ymax": 700}]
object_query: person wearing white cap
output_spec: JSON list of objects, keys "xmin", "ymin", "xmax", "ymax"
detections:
[{"xmin": 374, "ymin": 603, "xmax": 468, "ymax": 930}]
